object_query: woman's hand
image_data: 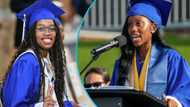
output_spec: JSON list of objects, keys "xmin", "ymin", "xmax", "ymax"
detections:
[
  {"xmin": 43, "ymin": 85, "xmax": 56, "ymax": 107},
  {"xmin": 164, "ymin": 98, "xmax": 178, "ymax": 107}
]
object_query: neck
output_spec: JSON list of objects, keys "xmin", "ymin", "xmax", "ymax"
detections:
[{"xmin": 137, "ymin": 43, "xmax": 151, "ymax": 62}]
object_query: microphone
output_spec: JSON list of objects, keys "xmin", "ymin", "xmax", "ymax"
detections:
[{"xmin": 91, "ymin": 35, "xmax": 127, "ymax": 56}]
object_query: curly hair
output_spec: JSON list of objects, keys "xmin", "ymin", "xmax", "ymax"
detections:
[
  {"xmin": 116, "ymin": 17, "xmax": 170, "ymax": 85},
  {"xmin": 5, "ymin": 21, "xmax": 66, "ymax": 106}
]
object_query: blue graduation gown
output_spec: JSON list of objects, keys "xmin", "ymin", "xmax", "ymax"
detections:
[
  {"xmin": 2, "ymin": 51, "xmax": 73, "ymax": 107},
  {"xmin": 111, "ymin": 43, "xmax": 190, "ymax": 107},
  {"xmin": 2, "ymin": 51, "xmax": 41, "ymax": 107},
  {"xmin": 166, "ymin": 49, "xmax": 190, "ymax": 107}
]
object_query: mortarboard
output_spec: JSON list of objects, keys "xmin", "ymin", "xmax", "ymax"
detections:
[
  {"xmin": 127, "ymin": 0, "xmax": 172, "ymax": 28},
  {"xmin": 16, "ymin": 0, "xmax": 65, "ymax": 42}
]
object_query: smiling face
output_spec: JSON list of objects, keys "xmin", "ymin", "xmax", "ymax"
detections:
[
  {"xmin": 127, "ymin": 16, "xmax": 156, "ymax": 48},
  {"xmin": 35, "ymin": 19, "xmax": 56, "ymax": 50}
]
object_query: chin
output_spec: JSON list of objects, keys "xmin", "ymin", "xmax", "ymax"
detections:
[
  {"xmin": 42, "ymin": 45, "xmax": 54, "ymax": 50},
  {"xmin": 133, "ymin": 43, "xmax": 142, "ymax": 47}
]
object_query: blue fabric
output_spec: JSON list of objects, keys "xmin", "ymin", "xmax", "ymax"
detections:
[
  {"xmin": 146, "ymin": 43, "xmax": 168, "ymax": 99},
  {"xmin": 29, "ymin": 9, "xmax": 56, "ymax": 28},
  {"xmin": 166, "ymin": 50, "xmax": 190, "ymax": 107},
  {"xmin": 128, "ymin": 0, "xmax": 172, "ymax": 28},
  {"xmin": 136, "ymin": 52, "xmax": 142, "ymax": 76},
  {"xmin": 2, "ymin": 52, "xmax": 41, "ymax": 107},
  {"xmin": 2, "ymin": 51, "xmax": 74, "ymax": 107},
  {"xmin": 128, "ymin": 2, "xmax": 161, "ymax": 28},
  {"xmin": 111, "ymin": 43, "xmax": 190, "ymax": 107},
  {"xmin": 16, "ymin": 0, "xmax": 64, "ymax": 30},
  {"xmin": 110, "ymin": 59, "xmax": 120, "ymax": 85},
  {"xmin": 64, "ymin": 101, "xmax": 73, "ymax": 107}
]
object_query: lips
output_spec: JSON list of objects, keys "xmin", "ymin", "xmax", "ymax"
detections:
[{"xmin": 42, "ymin": 38, "xmax": 52, "ymax": 44}]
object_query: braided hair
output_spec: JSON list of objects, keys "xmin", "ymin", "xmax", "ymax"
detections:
[{"xmin": 4, "ymin": 21, "xmax": 66, "ymax": 106}]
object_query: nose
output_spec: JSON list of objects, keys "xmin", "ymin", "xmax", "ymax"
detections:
[
  {"xmin": 44, "ymin": 28, "xmax": 51, "ymax": 33},
  {"xmin": 43, "ymin": 29, "xmax": 52, "ymax": 35},
  {"xmin": 129, "ymin": 24, "xmax": 138, "ymax": 33}
]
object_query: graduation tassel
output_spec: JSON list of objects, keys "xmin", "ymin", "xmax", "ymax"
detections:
[{"xmin": 21, "ymin": 14, "xmax": 26, "ymax": 43}]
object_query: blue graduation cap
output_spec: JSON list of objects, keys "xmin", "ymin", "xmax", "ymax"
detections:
[
  {"xmin": 127, "ymin": 0, "xmax": 172, "ymax": 28},
  {"xmin": 16, "ymin": 0, "xmax": 64, "ymax": 42}
]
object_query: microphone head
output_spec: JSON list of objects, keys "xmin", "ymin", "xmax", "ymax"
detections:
[
  {"xmin": 114, "ymin": 35, "xmax": 127, "ymax": 47},
  {"xmin": 91, "ymin": 35, "xmax": 127, "ymax": 57}
]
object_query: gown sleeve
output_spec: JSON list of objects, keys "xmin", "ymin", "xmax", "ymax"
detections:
[
  {"xmin": 166, "ymin": 50, "xmax": 190, "ymax": 107},
  {"xmin": 2, "ymin": 53, "xmax": 41, "ymax": 107},
  {"xmin": 110, "ymin": 59, "xmax": 120, "ymax": 85}
]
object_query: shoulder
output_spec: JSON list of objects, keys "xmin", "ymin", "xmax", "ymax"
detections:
[
  {"xmin": 163, "ymin": 47, "xmax": 189, "ymax": 66},
  {"xmin": 155, "ymin": 43, "xmax": 181, "ymax": 59},
  {"xmin": 15, "ymin": 50, "xmax": 39, "ymax": 65},
  {"xmin": 154, "ymin": 43, "xmax": 186, "ymax": 63},
  {"xmin": 10, "ymin": 50, "xmax": 41, "ymax": 78},
  {"xmin": 12, "ymin": 50, "xmax": 41, "ymax": 73},
  {"xmin": 165, "ymin": 48, "xmax": 182, "ymax": 61}
]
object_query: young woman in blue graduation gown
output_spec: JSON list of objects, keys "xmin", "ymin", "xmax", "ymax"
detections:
[
  {"xmin": 110, "ymin": 0, "xmax": 190, "ymax": 107},
  {"xmin": 1, "ymin": 0, "xmax": 76, "ymax": 107}
]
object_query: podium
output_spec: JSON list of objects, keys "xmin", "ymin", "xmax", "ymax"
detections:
[{"xmin": 86, "ymin": 86, "xmax": 167, "ymax": 107}]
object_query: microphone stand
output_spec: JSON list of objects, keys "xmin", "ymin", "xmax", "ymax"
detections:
[{"xmin": 80, "ymin": 54, "xmax": 99, "ymax": 75}]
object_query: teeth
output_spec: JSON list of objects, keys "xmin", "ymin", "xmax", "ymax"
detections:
[
  {"xmin": 133, "ymin": 38, "xmax": 139, "ymax": 41},
  {"xmin": 130, "ymin": 35, "xmax": 140, "ymax": 41},
  {"xmin": 43, "ymin": 38, "xmax": 51, "ymax": 43},
  {"xmin": 132, "ymin": 37, "xmax": 139, "ymax": 38},
  {"xmin": 130, "ymin": 36, "xmax": 139, "ymax": 39}
]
